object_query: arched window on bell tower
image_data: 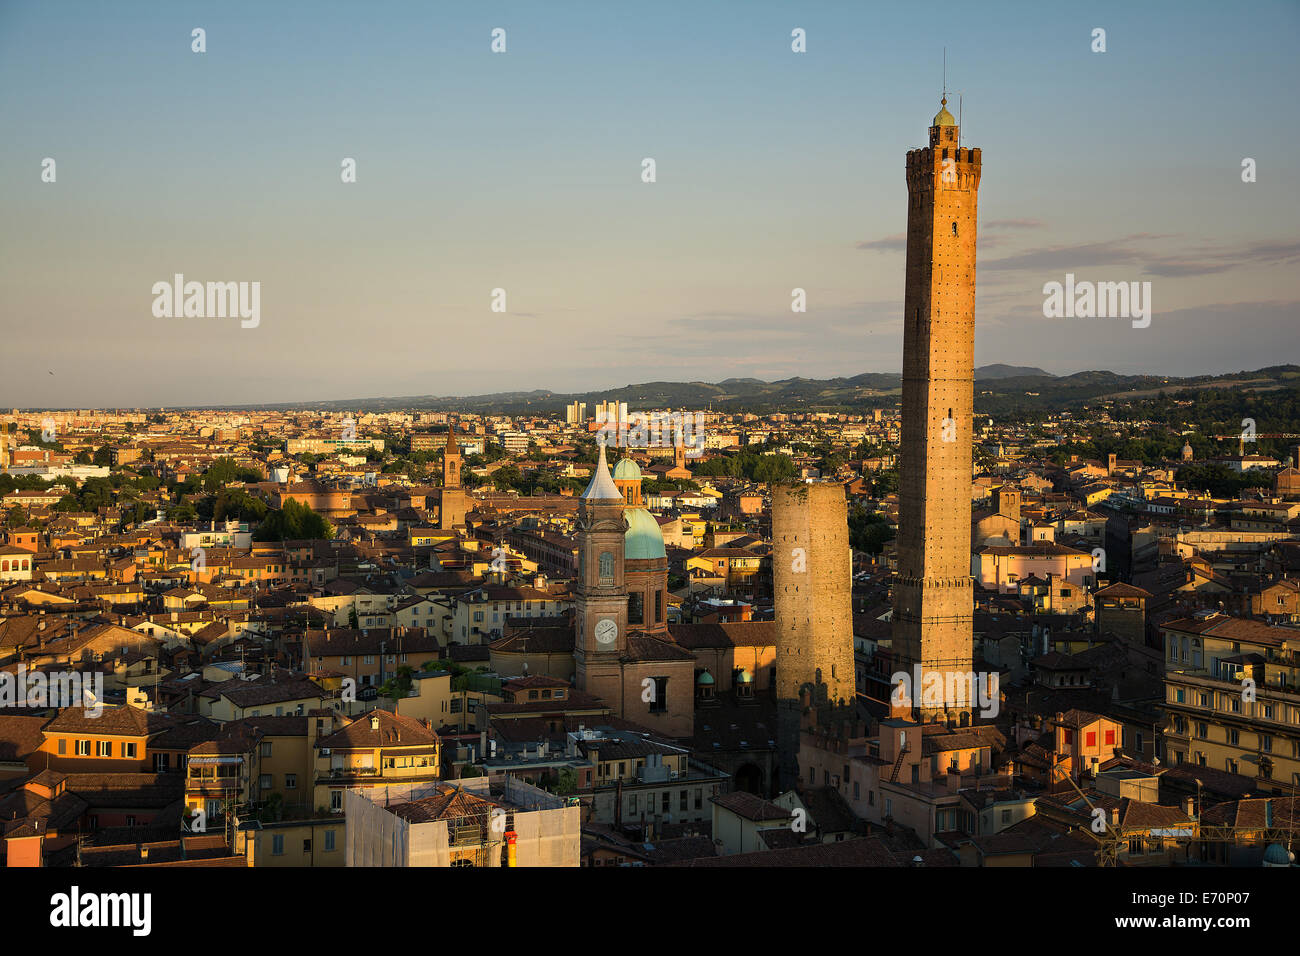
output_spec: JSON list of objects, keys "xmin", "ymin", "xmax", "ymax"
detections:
[{"xmin": 598, "ymin": 551, "xmax": 614, "ymax": 585}]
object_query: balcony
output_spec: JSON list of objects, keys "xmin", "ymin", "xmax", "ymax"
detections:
[{"xmin": 326, "ymin": 766, "xmax": 379, "ymax": 778}]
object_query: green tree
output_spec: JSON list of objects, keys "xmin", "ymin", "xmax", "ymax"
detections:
[
  {"xmin": 490, "ymin": 465, "xmax": 523, "ymax": 491},
  {"xmin": 167, "ymin": 502, "xmax": 199, "ymax": 521},
  {"xmin": 848, "ymin": 505, "xmax": 895, "ymax": 555},
  {"xmin": 254, "ymin": 498, "xmax": 333, "ymax": 541}
]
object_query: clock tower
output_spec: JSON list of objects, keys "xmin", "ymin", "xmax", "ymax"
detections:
[{"xmin": 574, "ymin": 441, "xmax": 629, "ymax": 686}]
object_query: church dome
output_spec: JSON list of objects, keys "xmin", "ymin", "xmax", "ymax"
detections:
[
  {"xmin": 1263, "ymin": 843, "xmax": 1293, "ymax": 866},
  {"xmin": 933, "ymin": 97, "xmax": 956, "ymax": 127},
  {"xmin": 613, "ymin": 457, "xmax": 641, "ymax": 481},
  {"xmin": 696, "ymin": 670, "xmax": 715, "ymax": 686},
  {"xmin": 736, "ymin": 668, "xmax": 753, "ymax": 684},
  {"xmin": 624, "ymin": 507, "xmax": 666, "ymax": 560}
]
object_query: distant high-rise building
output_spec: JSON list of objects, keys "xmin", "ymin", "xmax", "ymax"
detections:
[
  {"xmin": 593, "ymin": 400, "xmax": 621, "ymax": 426},
  {"xmin": 892, "ymin": 98, "xmax": 982, "ymax": 724},
  {"xmin": 565, "ymin": 402, "xmax": 587, "ymax": 426}
]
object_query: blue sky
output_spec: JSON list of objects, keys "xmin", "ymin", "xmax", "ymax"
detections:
[{"xmin": 2, "ymin": 0, "xmax": 1297, "ymax": 406}]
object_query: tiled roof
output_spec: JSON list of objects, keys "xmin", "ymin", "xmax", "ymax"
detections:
[
  {"xmin": 669, "ymin": 621, "xmax": 776, "ymax": 649},
  {"xmin": 710, "ymin": 790, "xmax": 789, "ymax": 822},
  {"xmin": 623, "ymin": 635, "xmax": 695, "ymax": 663},
  {"xmin": 305, "ymin": 627, "xmax": 439, "ymax": 657},
  {"xmin": 317, "ymin": 709, "xmax": 435, "ymax": 749},
  {"xmin": 387, "ymin": 783, "xmax": 497, "ymax": 823},
  {"xmin": 674, "ymin": 835, "xmax": 901, "ymax": 867},
  {"xmin": 42, "ymin": 705, "xmax": 153, "ymax": 737}
]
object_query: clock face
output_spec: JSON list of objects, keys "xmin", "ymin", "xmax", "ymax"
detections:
[{"xmin": 595, "ymin": 618, "xmax": 618, "ymax": 645}]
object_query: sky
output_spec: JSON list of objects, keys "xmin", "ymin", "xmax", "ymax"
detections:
[{"xmin": 1, "ymin": 0, "xmax": 1298, "ymax": 408}]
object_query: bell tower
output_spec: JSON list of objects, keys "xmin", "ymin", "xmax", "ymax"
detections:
[
  {"xmin": 443, "ymin": 425, "xmax": 461, "ymax": 490},
  {"xmin": 892, "ymin": 97, "xmax": 982, "ymax": 724},
  {"xmin": 574, "ymin": 442, "xmax": 629, "ymax": 685}
]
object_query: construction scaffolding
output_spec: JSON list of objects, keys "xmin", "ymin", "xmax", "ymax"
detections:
[
  {"xmin": 1053, "ymin": 770, "xmax": 1300, "ymax": 866},
  {"xmin": 344, "ymin": 777, "xmax": 580, "ymax": 867}
]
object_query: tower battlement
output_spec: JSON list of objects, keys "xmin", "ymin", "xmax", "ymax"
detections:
[{"xmin": 906, "ymin": 147, "xmax": 982, "ymax": 195}]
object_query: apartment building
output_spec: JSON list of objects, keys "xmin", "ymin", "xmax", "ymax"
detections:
[{"xmin": 1161, "ymin": 613, "xmax": 1300, "ymax": 794}]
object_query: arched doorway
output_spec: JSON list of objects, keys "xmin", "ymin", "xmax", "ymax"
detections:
[{"xmin": 733, "ymin": 762, "xmax": 763, "ymax": 795}]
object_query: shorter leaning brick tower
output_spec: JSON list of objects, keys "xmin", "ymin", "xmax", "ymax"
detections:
[{"xmin": 772, "ymin": 482, "xmax": 856, "ymax": 789}]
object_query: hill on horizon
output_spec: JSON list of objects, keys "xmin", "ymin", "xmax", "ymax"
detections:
[{"xmin": 182, "ymin": 365, "xmax": 1300, "ymax": 416}]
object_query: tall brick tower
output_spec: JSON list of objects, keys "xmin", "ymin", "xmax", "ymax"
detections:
[
  {"xmin": 773, "ymin": 482, "xmax": 856, "ymax": 788},
  {"xmin": 892, "ymin": 98, "xmax": 981, "ymax": 723}
]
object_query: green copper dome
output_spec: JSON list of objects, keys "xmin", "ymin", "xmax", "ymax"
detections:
[
  {"xmin": 1263, "ymin": 843, "xmax": 1293, "ymax": 866},
  {"xmin": 613, "ymin": 457, "xmax": 642, "ymax": 481},
  {"xmin": 624, "ymin": 507, "xmax": 666, "ymax": 560},
  {"xmin": 933, "ymin": 97, "xmax": 956, "ymax": 127},
  {"xmin": 696, "ymin": 670, "xmax": 715, "ymax": 686}
]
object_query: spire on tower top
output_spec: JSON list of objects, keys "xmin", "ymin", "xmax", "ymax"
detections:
[{"xmin": 581, "ymin": 439, "xmax": 622, "ymax": 501}]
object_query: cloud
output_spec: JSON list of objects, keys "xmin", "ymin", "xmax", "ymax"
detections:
[
  {"xmin": 983, "ymin": 238, "xmax": 1146, "ymax": 272},
  {"xmin": 855, "ymin": 233, "xmax": 907, "ymax": 252},
  {"xmin": 983, "ymin": 234, "xmax": 1300, "ymax": 279},
  {"xmin": 984, "ymin": 218, "xmax": 1047, "ymax": 230}
]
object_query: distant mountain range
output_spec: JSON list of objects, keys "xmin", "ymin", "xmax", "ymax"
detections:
[{"xmin": 212, "ymin": 365, "xmax": 1300, "ymax": 415}]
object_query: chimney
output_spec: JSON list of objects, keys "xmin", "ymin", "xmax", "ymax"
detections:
[{"xmin": 1184, "ymin": 796, "xmax": 1196, "ymax": 818}]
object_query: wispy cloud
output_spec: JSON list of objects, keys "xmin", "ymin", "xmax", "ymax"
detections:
[
  {"xmin": 984, "ymin": 235, "xmax": 1300, "ymax": 279},
  {"xmin": 984, "ymin": 218, "xmax": 1047, "ymax": 230},
  {"xmin": 855, "ymin": 233, "xmax": 907, "ymax": 252}
]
